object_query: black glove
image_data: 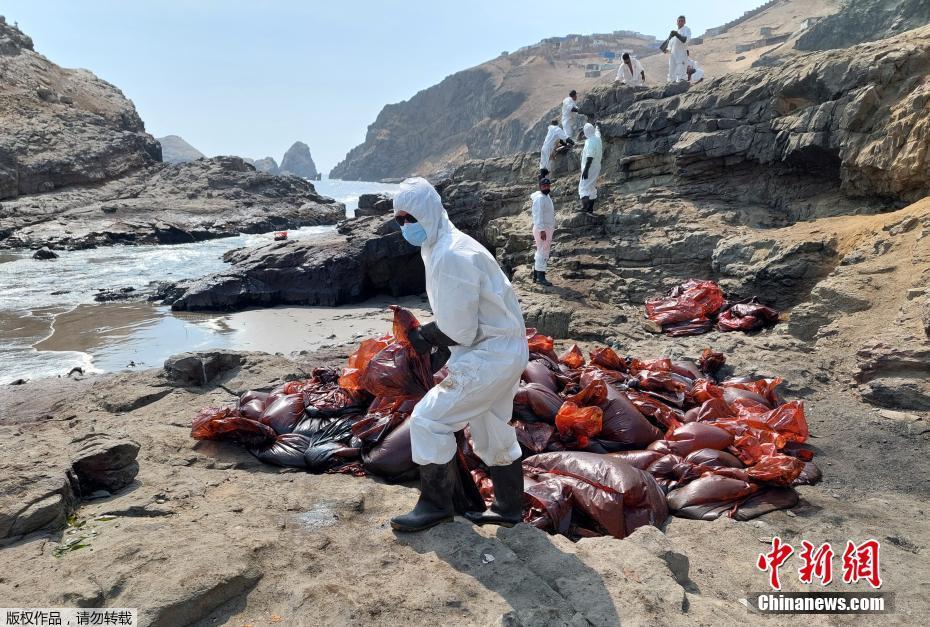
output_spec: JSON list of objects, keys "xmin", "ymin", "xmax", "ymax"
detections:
[
  {"xmin": 430, "ymin": 345, "xmax": 451, "ymax": 374},
  {"xmin": 420, "ymin": 321, "xmax": 458, "ymax": 348},
  {"xmin": 571, "ymin": 106, "xmax": 579, "ymax": 113},
  {"xmin": 670, "ymin": 30, "xmax": 678, "ymax": 37},
  {"xmin": 407, "ymin": 327, "xmax": 433, "ymax": 354},
  {"xmin": 565, "ymin": 138, "xmax": 575, "ymax": 146}
]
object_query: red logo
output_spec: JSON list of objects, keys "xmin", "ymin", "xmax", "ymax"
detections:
[
  {"xmin": 757, "ymin": 536, "xmax": 794, "ymax": 590},
  {"xmin": 759, "ymin": 538, "xmax": 882, "ymax": 590},
  {"xmin": 842, "ymin": 539, "xmax": 883, "ymax": 589}
]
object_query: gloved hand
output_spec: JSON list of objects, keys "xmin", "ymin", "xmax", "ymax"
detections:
[
  {"xmin": 670, "ymin": 30, "xmax": 678, "ymax": 37},
  {"xmin": 420, "ymin": 321, "xmax": 458, "ymax": 348},
  {"xmin": 566, "ymin": 138, "xmax": 575, "ymax": 146},
  {"xmin": 407, "ymin": 327, "xmax": 433, "ymax": 354},
  {"xmin": 430, "ymin": 345, "xmax": 451, "ymax": 374}
]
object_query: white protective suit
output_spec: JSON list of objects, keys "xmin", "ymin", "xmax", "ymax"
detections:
[
  {"xmin": 394, "ymin": 178, "xmax": 528, "ymax": 467},
  {"xmin": 561, "ymin": 96, "xmax": 579, "ymax": 139},
  {"xmin": 531, "ymin": 190, "xmax": 555, "ymax": 272},
  {"xmin": 578, "ymin": 124, "xmax": 603, "ymax": 200},
  {"xmin": 687, "ymin": 57, "xmax": 704, "ymax": 82},
  {"xmin": 615, "ymin": 57, "xmax": 645, "ymax": 86},
  {"xmin": 667, "ymin": 24, "xmax": 691, "ymax": 82},
  {"xmin": 539, "ymin": 124, "xmax": 570, "ymax": 172}
]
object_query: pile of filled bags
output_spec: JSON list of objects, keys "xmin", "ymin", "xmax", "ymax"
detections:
[
  {"xmin": 192, "ymin": 305, "xmax": 819, "ymax": 540},
  {"xmin": 645, "ymin": 279, "xmax": 780, "ymax": 336}
]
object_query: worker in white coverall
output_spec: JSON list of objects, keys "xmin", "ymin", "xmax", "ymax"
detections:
[
  {"xmin": 389, "ymin": 177, "xmax": 529, "ymax": 532},
  {"xmin": 665, "ymin": 15, "xmax": 691, "ymax": 82},
  {"xmin": 561, "ymin": 90, "xmax": 581, "ymax": 140},
  {"xmin": 686, "ymin": 51, "xmax": 704, "ymax": 83},
  {"xmin": 538, "ymin": 119, "xmax": 573, "ymax": 180},
  {"xmin": 578, "ymin": 123, "xmax": 602, "ymax": 213},
  {"xmin": 531, "ymin": 177, "xmax": 555, "ymax": 287},
  {"xmin": 615, "ymin": 52, "xmax": 646, "ymax": 86}
]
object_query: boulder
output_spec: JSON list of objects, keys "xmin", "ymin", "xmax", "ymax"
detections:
[
  {"xmin": 252, "ymin": 157, "xmax": 279, "ymax": 175},
  {"xmin": 163, "ymin": 351, "xmax": 244, "ymax": 387},
  {"xmin": 70, "ymin": 434, "xmax": 141, "ymax": 494},
  {"xmin": 355, "ymin": 193, "xmax": 394, "ymax": 216},
  {"xmin": 32, "ymin": 246, "xmax": 57, "ymax": 260},
  {"xmin": 163, "ymin": 217, "xmax": 424, "ymax": 311}
]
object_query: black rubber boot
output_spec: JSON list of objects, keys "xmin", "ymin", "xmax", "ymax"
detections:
[
  {"xmin": 531, "ymin": 269, "xmax": 538, "ymax": 283},
  {"xmin": 537, "ymin": 271, "xmax": 553, "ymax": 287},
  {"xmin": 580, "ymin": 196, "xmax": 591, "ymax": 212},
  {"xmin": 465, "ymin": 460, "xmax": 524, "ymax": 527},
  {"xmin": 390, "ymin": 461, "xmax": 455, "ymax": 532}
]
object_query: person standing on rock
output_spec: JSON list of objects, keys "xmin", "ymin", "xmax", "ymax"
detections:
[
  {"xmin": 578, "ymin": 123, "xmax": 602, "ymax": 213},
  {"xmin": 389, "ymin": 177, "xmax": 528, "ymax": 532},
  {"xmin": 615, "ymin": 52, "xmax": 646, "ymax": 86},
  {"xmin": 561, "ymin": 90, "xmax": 581, "ymax": 141},
  {"xmin": 539, "ymin": 119, "xmax": 574, "ymax": 180},
  {"xmin": 665, "ymin": 15, "xmax": 691, "ymax": 82},
  {"xmin": 531, "ymin": 178, "xmax": 556, "ymax": 286}
]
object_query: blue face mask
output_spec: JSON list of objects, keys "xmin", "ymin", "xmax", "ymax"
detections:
[{"xmin": 401, "ymin": 222, "xmax": 428, "ymax": 247}]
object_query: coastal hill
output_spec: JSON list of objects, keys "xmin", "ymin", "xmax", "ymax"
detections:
[
  {"xmin": 330, "ymin": 0, "xmax": 845, "ymax": 182},
  {"xmin": 330, "ymin": 30, "xmax": 661, "ymax": 181}
]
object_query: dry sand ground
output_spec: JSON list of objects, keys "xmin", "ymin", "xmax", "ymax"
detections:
[{"xmin": 1, "ymin": 300, "xmax": 928, "ymax": 626}]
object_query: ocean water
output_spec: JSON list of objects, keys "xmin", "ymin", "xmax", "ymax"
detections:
[{"xmin": 0, "ymin": 179, "xmax": 400, "ymax": 384}]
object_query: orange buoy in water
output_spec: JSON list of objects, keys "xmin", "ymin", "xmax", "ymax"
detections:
[{"xmin": 274, "ymin": 231, "xmax": 288, "ymax": 241}]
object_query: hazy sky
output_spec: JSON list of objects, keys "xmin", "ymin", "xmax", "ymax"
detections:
[{"xmin": 5, "ymin": 1, "xmax": 762, "ymax": 174}]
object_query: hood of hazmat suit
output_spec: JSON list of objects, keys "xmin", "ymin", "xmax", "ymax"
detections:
[{"xmin": 392, "ymin": 177, "xmax": 525, "ymax": 347}]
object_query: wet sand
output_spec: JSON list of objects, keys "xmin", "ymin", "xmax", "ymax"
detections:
[{"xmin": 5, "ymin": 294, "xmax": 432, "ymax": 382}]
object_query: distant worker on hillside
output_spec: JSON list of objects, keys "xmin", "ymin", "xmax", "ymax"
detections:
[
  {"xmin": 615, "ymin": 52, "xmax": 646, "ymax": 86},
  {"xmin": 530, "ymin": 177, "xmax": 556, "ymax": 286},
  {"xmin": 664, "ymin": 15, "xmax": 691, "ymax": 82},
  {"xmin": 561, "ymin": 90, "xmax": 581, "ymax": 140},
  {"xmin": 578, "ymin": 123, "xmax": 602, "ymax": 213},
  {"xmin": 389, "ymin": 178, "xmax": 528, "ymax": 532},
  {"xmin": 686, "ymin": 51, "xmax": 704, "ymax": 83},
  {"xmin": 538, "ymin": 119, "xmax": 574, "ymax": 180}
]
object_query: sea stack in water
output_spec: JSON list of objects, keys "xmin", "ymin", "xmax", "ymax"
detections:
[{"xmin": 280, "ymin": 141, "xmax": 318, "ymax": 179}]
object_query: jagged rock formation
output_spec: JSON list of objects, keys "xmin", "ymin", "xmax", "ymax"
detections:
[
  {"xmin": 164, "ymin": 216, "xmax": 423, "ymax": 310},
  {"xmin": 0, "ymin": 18, "xmax": 160, "ymax": 199},
  {"xmin": 252, "ymin": 157, "xmax": 280, "ymax": 175},
  {"xmin": 280, "ymin": 141, "xmax": 318, "ymax": 178},
  {"xmin": 795, "ymin": 0, "xmax": 930, "ymax": 51},
  {"xmin": 330, "ymin": 32, "xmax": 660, "ymax": 181},
  {"xmin": 157, "ymin": 135, "xmax": 205, "ymax": 164},
  {"xmin": 0, "ymin": 157, "xmax": 344, "ymax": 249}
]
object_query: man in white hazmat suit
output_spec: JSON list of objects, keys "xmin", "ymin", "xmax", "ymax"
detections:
[
  {"xmin": 561, "ymin": 90, "xmax": 581, "ymax": 140},
  {"xmin": 539, "ymin": 119, "xmax": 573, "ymax": 180},
  {"xmin": 615, "ymin": 52, "xmax": 646, "ymax": 86},
  {"xmin": 665, "ymin": 15, "xmax": 691, "ymax": 82},
  {"xmin": 389, "ymin": 177, "xmax": 529, "ymax": 532},
  {"xmin": 531, "ymin": 177, "xmax": 555, "ymax": 286},
  {"xmin": 578, "ymin": 123, "xmax": 602, "ymax": 213}
]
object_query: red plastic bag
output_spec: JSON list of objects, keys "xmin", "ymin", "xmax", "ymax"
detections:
[
  {"xmin": 513, "ymin": 383, "xmax": 564, "ymax": 423},
  {"xmin": 646, "ymin": 279, "xmax": 725, "ymax": 325},
  {"xmin": 338, "ymin": 336, "xmax": 392, "ymax": 391},
  {"xmin": 698, "ymin": 348, "xmax": 726, "ymax": 376},
  {"xmin": 191, "ymin": 407, "xmax": 276, "ymax": 447},
  {"xmin": 513, "ymin": 420, "xmax": 556, "ymax": 453},
  {"xmin": 589, "ymin": 346, "xmax": 627, "ymax": 372},
  {"xmin": 558, "ymin": 344, "xmax": 586, "ymax": 369},
  {"xmin": 760, "ymin": 401, "xmax": 809, "ymax": 443},
  {"xmin": 526, "ymin": 328, "xmax": 555, "ymax": 355},
  {"xmin": 746, "ymin": 454, "xmax": 805, "ymax": 486},
  {"xmin": 554, "ymin": 402, "xmax": 603, "ymax": 448},
  {"xmin": 260, "ymin": 393, "xmax": 306, "ymax": 435},
  {"xmin": 717, "ymin": 302, "xmax": 779, "ymax": 332},
  {"xmin": 523, "ymin": 452, "xmax": 668, "ymax": 538}
]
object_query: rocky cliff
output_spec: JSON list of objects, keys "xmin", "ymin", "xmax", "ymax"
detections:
[
  {"xmin": 157, "ymin": 135, "xmax": 205, "ymax": 163},
  {"xmin": 0, "ymin": 18, "xmax": 161, "ymax": 199},
  {"xmin": 795, "ymin": 0, "xmax": 930, "ymax": 51},
  {"xmin": 330, "ymin": 32, "xmax": 660, "ymax": 181},
  {"xmin": 280, "ymin": 141, "xmax": 318, "ymax": 178},
  {"xmin": 0, "ymin": 20, "xmax": 342, "ymax": 249}
]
